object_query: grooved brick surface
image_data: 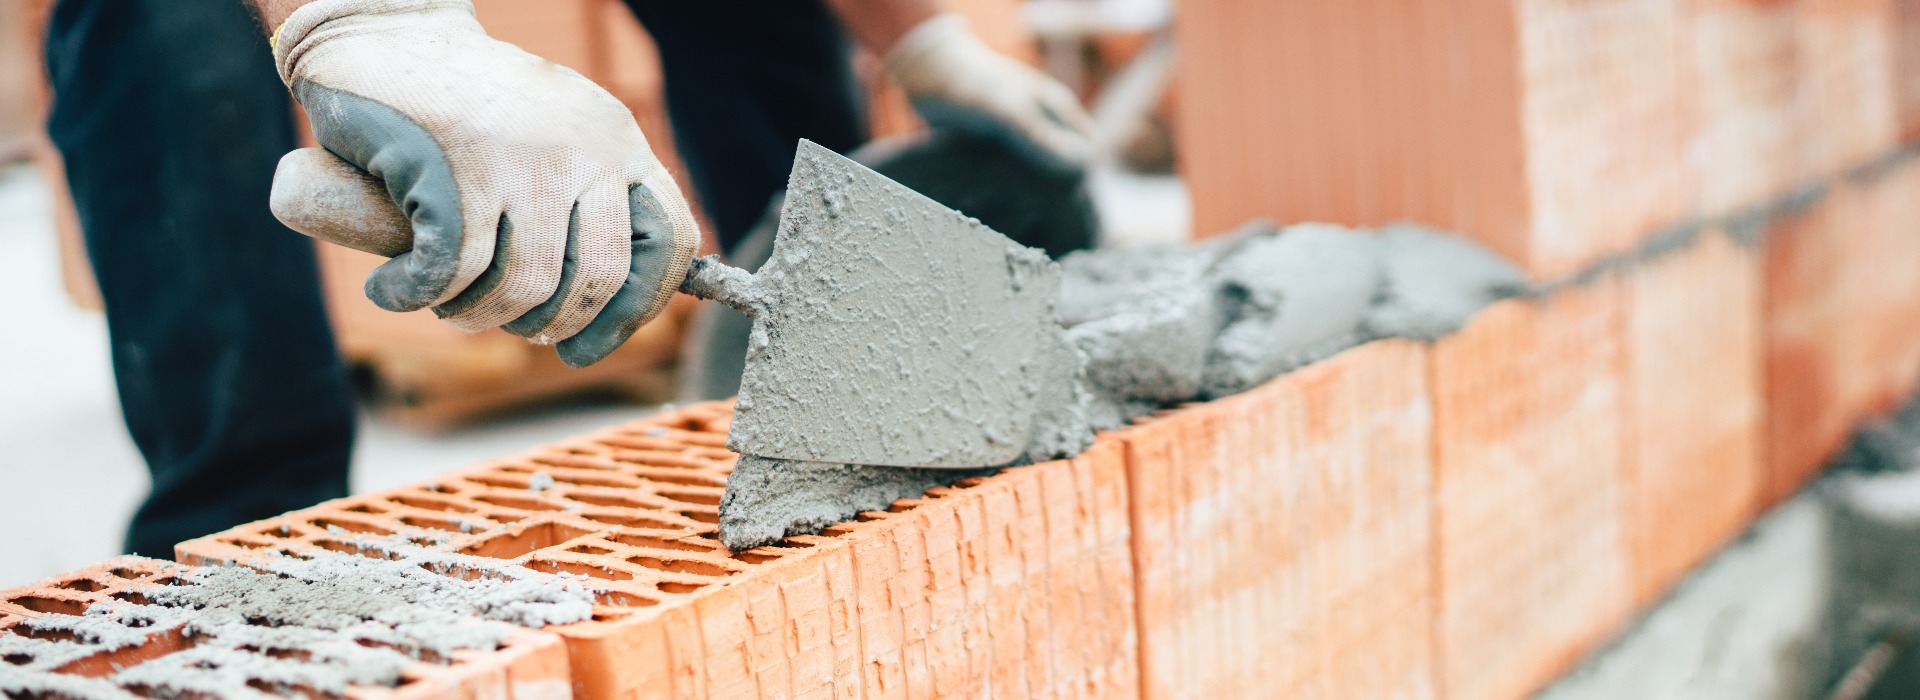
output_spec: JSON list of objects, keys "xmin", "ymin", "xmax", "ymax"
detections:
[
  {"xmin": 178, "ymin": 403, "xmax": 1138, "ymax": 700},
  {"xmin": 1121, "ymin": 341, "xmax": 1436, "ymax": 700},
  {"xmin": 1622, "ymin": 231, "xmax": 1765, "ymax": 605},
  {"xmin": 1763, "ymin": 185, "xmax": 1879, "ymax": 504},
  {"xmin": 1682, "ymin": 0, "xmax": 1798, "ymax": 218},
  {"xmin": 1431, "ymin": 283, "xmax": 1634, "ymax": 700},
  {"xmin": 1173, "ymin": 0, "xmax": 1683, "ymax": 279},
  {"xmin": 1855, "ymin": 157, "xmax": 1920, "ymax": 413},
  {"xmin": 0, "ymin": 557, "xmax": 570, "ymax": 700},
  {"xmin": 1794, "ymin": 0, "xmax": 1900, "ymax": 181}
]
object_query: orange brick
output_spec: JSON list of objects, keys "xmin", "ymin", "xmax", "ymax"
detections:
[
  {"xmin": 1682, "ymin": 0, "xmax": 1799, "ymax": 218},
  {"xmin": 178, "ymin": 403, "xmax": 1138, "ymax": 700},
  {"xmin": 1897, "ymin": 0, "xmax": 1920, "ymax": 139},
  {"xmin": 1174, "ymin": 0, "xmax": 1684, "ymax": 280},
  {"xmin": 1762, "ymin": 184, "xmax": 1881, "ymax": 503},
  {"xmin": 1120, "ymin": 340, "xmax": 1437, "ymax": 700},
  {"xmin": 471, "ymin": 0, "xmax": 599, "ymax": 79},
  {"xmin": 1622, "ymin": 230, "xmax": 1765, "ymax": 604},
  {"xmin": 0, "ymin": 557, "xmax": 571, "ymax": 700},
  {"xmin": 1794, "ymin": 0, "xmax": 1902, "ymax": 180},
  {"xmin": 1431, "ymin": 282, "xmax": 1634, "ymax": 700},
  {"xmin": 1854, "ymin": 156, "xmax": 1920, "ymax": 409}
]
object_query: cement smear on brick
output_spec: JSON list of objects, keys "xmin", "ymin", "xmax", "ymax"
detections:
[
  {"xmin": 0, "ymin": 546, "xmax": 594, "ymax": 700},
  {"xmin": 1057, "ymin": 221, "xmax": 1524, "ymax": 424},
  {"xmin": 718, "ymin": 456, "xmax": 998, "ymax": 551}
]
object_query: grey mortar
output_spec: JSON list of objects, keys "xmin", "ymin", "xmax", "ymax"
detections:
[
  {"xmin": 712, "ymin": 145, "xmax": 1528, "ymax": 550},
  {"xmin": 717, "ymin": 456, "xmax": 998, "ymax": 551},
  {"xmin": 726, "ymin": 140, "xmax": 1091, "ymax": 469},
  {"xmin": 0, "ymin": 666, "xmax": 145, "ymax": 700},
  {"xmin": 1052, "ymin": 220, "xmax": 1523, "ymax": 422},
  {"xmin": 1199, "ymin": 223, "xmax": 1386, "ymax": 398},
  {"xmin": 1362, "ymin": 224, "xmax": 1528, "ymax": 341},
  {"xmin": 1, "ymin": 544, "xmax": 597, "ymax": 700},
  {"xmin": 1065, "ymin": 282, "xmax": 1223, "ymax": 430},
  {"xmin": 711, "ymin": 145, "xmax": 1094, "ymax": 551}
]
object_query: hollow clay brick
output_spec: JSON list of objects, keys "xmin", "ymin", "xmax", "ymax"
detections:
[
  {"xmin": 1120, "ymin": 340, "xmax": 1437, "ymax": 700},
  {"xmin": 1430, "ymin": 282, "xmax": 1635, "ymax": 700},
  {"xmin": 1174, "ymin": 0, "xmax": 1683, "ymax": 280},
  {"xmin": 1621, "ymin": 230, "xmax": 1765, "ymax": 605},
  {"xmin": 1854, "ymin": 157, "xmax": 1920, "ymax": 412},
  {"xmin": 1898, "ymin": 0, "xmax": 1920, "ymax": 140},
  {"xmin": 1682, "ymin": 0, "xmax": 1799, "ymax": 218},
  {"xmin": 469, "ymin": 0, "xmax": 599, "ymax": 80},
  {"xmin": 1762, "ymin": 184, "xmax": 1881, "ymax": 504},
  {"xmin": 0, "ymin": 557, "xmax": 571, "ymax": 700},
  {"xmin": 1794, "ymin": 0, "xmax": 1902, "ymax": 181},
  {"xmin": 178, "ymin": 403, "xmax": 1138, "ymax": 700}
]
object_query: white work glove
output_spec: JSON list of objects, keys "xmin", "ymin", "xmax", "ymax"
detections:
[
  {"xmin": 885, "ymin": 14, "xmax": 1095, "ymax": 170},
  {"xmin": 272, "ymin": 0, "xmax": 700, "ymax": 367}
]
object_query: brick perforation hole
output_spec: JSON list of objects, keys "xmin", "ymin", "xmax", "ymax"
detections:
[
  {"xmin": 3, "ymin": 558, "xmax": 564, "ymax": 699},
  {"xmin": 172, "ymin": 402, "xmax": 1036, "ymax": 625}
]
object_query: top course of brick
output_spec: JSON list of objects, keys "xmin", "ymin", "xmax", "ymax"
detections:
[
  {"xmin": 0, "ymin": 556, "xmax": 572, "ymax": 700},
  {"xmin": 177, "ymin": 402, "xmax": 1140, "ymax": 699}
]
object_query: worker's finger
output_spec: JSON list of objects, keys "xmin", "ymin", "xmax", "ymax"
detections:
[
  {"xmin": 497, "ymin": 206, "xmax": 577, "ymax": 339},
  {"xmin": 1024, "ymin": 80, "xmax": 1095, "ymax": 167},
  {"xmin": 431, "ymin": 201, "xmax": 567, "ymax": 331},
  {"xmin": 557, "ymin": 176, "xmax": 699, "ymax": 368},
  {"xmin": 501, "ymin": 180, "xmax": 632, "ymax": 342},
  {"xmin": 296, "ymin": 82, "xmax": 486, "ymax": 312}
]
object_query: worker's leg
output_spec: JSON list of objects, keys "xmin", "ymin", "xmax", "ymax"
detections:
[
  {"xmin": 44, "ymin": 0, "xmax": 354, "ymax": 557},
  {"xmin": 621, "ymin": 0, "xmax": 868, "ymax": 252}
]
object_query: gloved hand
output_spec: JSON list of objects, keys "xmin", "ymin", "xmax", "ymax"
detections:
[
  {"xmin": 885, "ymin": 14, "xmax": 1095, "ymax": 170},
  {"xmin": 271, "ymin": 0, "xmax": 700, "ymax": 367}
]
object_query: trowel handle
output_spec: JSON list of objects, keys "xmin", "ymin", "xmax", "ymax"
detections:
[
  {"xmin": 269, "ymin": 148, "xmax": 416, "ymax": 259},
  {"xmin": 268, "ymin": 148, "xmax": 755, "ymax": 312}
]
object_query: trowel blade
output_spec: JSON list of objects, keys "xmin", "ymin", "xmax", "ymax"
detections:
[{"xmin": 727, "ymin": 141, "xmax": 1075, "ymax": 468}]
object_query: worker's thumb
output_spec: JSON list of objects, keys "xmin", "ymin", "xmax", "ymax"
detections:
[{"xmin": 270, "ymin": 148, "xmax": 415, "ymax": 258}]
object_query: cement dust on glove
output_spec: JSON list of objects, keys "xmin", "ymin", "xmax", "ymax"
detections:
[{"xmin": 270, "ymin": 0, "xmax": 699, "ymax": 367}]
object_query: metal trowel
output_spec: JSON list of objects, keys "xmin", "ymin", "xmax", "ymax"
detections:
[{"xmin": 270, "ymin": 140, "xmax": 1087, "ymax": 469}]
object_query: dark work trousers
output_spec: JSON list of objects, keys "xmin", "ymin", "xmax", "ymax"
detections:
[
  {"xmin": 622, "ymin": 0, "xmax": 869, "ymax": 253},
  {"xmin": 43, "ymin": 0, "xmax": 355, "ymax": 558},
  {"xmin": 43, "ymin": 0, "xmax": 865, "ymax": 556}
]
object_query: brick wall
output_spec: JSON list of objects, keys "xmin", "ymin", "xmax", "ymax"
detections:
[
  {"xmin": 1123, "ymin": 340, "xmax": 1435, "ymax": 699},
  {"xmin": 177, "ymin": 405, "xmax": 1139, "ymax": 700},
  {"xmin": 1622, "ymin": 230, "xmax": 1765, "ymax": 604}
]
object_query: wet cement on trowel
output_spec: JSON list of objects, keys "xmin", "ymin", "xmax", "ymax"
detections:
[
  {"xmin": 722, "ymin": 141, "xmax": 1090, "ymax": 471},
  {"xmin": 0, "ymin": 542, "xmax": 596, "ymax": 700},
  {"xmin": 715, "ymin": 213, "xmax": 1528, "ymax": 550},
  {"xmin": 705, "ymin": 143, "xmax": 1096, "ymax": 551}
]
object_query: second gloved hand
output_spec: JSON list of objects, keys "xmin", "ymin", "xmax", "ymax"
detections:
[
  {"xmin": 885, "ymin": 14, "xmax": 1096, "ymax": 171},
  {"xmin": 272, "ymin": 0, "xmax": 700, "ymax": 367}
]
